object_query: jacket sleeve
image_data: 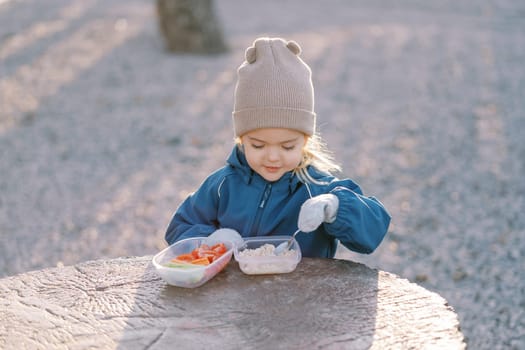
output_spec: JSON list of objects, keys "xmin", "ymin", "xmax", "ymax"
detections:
[
  {"xmin": 323, "ymin": 180, "xmax": 391, "ymax": 254},
  {"xmin": 165, "ymin": 175, "xmax": 221, "ymax": 245}
]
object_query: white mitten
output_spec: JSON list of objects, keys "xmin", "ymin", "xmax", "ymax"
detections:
[
  {"xmin": 297, "ymin": 194, "xmax": 339, "ymax": 232},
  {"xmin": 206, "ymin": 228, "xmax": 244, "ymax": 247}
]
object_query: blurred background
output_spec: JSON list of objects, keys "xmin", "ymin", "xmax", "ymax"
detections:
[{"xmin": 1, "ymin": 0, "xmax": 524, "ymax": 348}]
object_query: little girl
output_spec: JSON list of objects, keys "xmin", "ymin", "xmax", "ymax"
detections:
[{"xmin": 165, "ymin": 37, "xmax": 391, "ymax": 258}]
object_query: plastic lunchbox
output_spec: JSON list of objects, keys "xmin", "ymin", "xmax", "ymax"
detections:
[
  {"xmin": 152, "ymin": 237, "xmax": 234, "ymax": 288},
  {"xmin": 233, "ymin": 236, "xmax": 302, "ymax": 275}
]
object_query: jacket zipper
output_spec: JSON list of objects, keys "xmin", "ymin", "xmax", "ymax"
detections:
[{"xmin": 252, "ymin": 184, "xmax": 272, "ymax": 235}]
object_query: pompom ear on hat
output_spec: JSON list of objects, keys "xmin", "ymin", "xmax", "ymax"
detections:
[
  {"xmin": 232, "ymin": 37, "xmax": 316, "ymax": 137},
  {"xmin": 286, "ymin": 40, "xmax": 301, "ymax": 55},
  {"xmin": 245, "ymin": 46, "xmax": 257, "ymax": 64},
  {"xmin": 245, "ymin": 39, "xmax": 302, "ymax": 63}
]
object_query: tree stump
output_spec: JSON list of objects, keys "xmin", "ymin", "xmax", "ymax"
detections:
[
  {"xmin": 156, "ymin": 0, "xmax": 228, "ymax": 54},
  {"xmin": 0, "ymin": 256, "xmax": 466, "ymax": 349}
]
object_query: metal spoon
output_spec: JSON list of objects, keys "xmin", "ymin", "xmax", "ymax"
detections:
[
  {"xmin": 274, "ymin": 186, "xmax": 311, "ymax": 255},
  {"xmin": 274, "ymin": 229, "xmax": 300, "ymax": 255}
]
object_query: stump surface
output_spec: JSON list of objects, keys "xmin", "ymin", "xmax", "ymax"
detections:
[{"xmin": 0, "ymin": 257, "xmax": 465, "ymax": 349}]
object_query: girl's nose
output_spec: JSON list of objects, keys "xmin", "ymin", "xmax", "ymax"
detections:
[{"xmin": 266, "ymin": 146, "xmax": 280, "ymax": 161}]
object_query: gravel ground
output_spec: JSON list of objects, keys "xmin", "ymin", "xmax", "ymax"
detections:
[{"xmin": 1, "ymin": 0, "xmax": 524, "ymax": 348}]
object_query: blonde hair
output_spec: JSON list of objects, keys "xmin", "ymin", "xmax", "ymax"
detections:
[
  {"xmin": 235, "ymin": 132, "xmax": 341, "ymax": 184},
  {"xmin": 294, "ymin": 133, "xmax": 341, "ymax": 184}
]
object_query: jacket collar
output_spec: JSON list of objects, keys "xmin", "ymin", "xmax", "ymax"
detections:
[{"xmin": 226, "ymin": 146, "xmax": 303, "ymax": 193}]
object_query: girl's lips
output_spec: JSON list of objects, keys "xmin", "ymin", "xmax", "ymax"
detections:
[{"xmin": 264, "ymin": 166, "xmax": 280, "ymax": 173}]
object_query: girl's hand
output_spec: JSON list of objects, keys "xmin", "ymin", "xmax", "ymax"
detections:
[
  {"xmin": 206, "ymin": 228, "xmax": 244, "ymax": 247},
  {"xmin": 297, "ymin": 194, "xmax": 339, "ymax": 232}
]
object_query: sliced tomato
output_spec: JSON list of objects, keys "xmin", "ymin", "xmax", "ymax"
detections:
[
  {"xmin": 173, "ymin": 242, "xmax": 227, "ymax": 266},
  {"xmin": 174, "ymin": 253, "xmax": 194, "ymax": 262},
  {"xmin": 191, "ymin": 257, "xmax": 211, "ymax": 265},
  {"xmin": 191, "ymin": 249, "xmax": 200, "ymax": 259},
  {"xmin": 194, "ymin": 247, "xmax": 213, "ymax": 258},
  {"xmin": 198, "ymin": 250, "xmax": 218, "ymax": 263},
  {"xmin": 211, "ymin": 243, "xmax": 227, "ymax": 255}
]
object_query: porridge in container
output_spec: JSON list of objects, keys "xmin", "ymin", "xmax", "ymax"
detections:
[{"xmin": 234, "ymin": 236, "xmax": 302, "ymax": 275}]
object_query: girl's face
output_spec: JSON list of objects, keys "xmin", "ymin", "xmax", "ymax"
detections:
[{"xmin": 241, "ymin": 128, "xmax": 307, "ymax": 182}]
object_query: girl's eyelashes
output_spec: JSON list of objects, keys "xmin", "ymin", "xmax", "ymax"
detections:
[{"xmin": 248, "ymin": 143, "xmax": 296, "ymax": 150}]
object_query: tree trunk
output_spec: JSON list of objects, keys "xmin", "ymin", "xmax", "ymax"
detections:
[{"xmin": 156, "ymin": 0, "xmax": 228, "ymax": 54}]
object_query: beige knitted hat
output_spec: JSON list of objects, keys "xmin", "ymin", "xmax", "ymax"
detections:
[{"xmin": 232, "ymin": 37, "xmax": 316, "ymax": 137}]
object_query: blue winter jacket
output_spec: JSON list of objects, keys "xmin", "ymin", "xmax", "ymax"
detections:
[{"xmin": 165, "ymin": 146, "xmax": 391, "ymax": 258}]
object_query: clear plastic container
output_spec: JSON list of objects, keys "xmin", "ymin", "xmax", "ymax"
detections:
[
  {"xmin": 233, "ymin": 236, "xmax": 302, "ymax": 275},
  {"xmin": 152, "ymin": 237, "xmax": 234, "ymax": 288}
]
